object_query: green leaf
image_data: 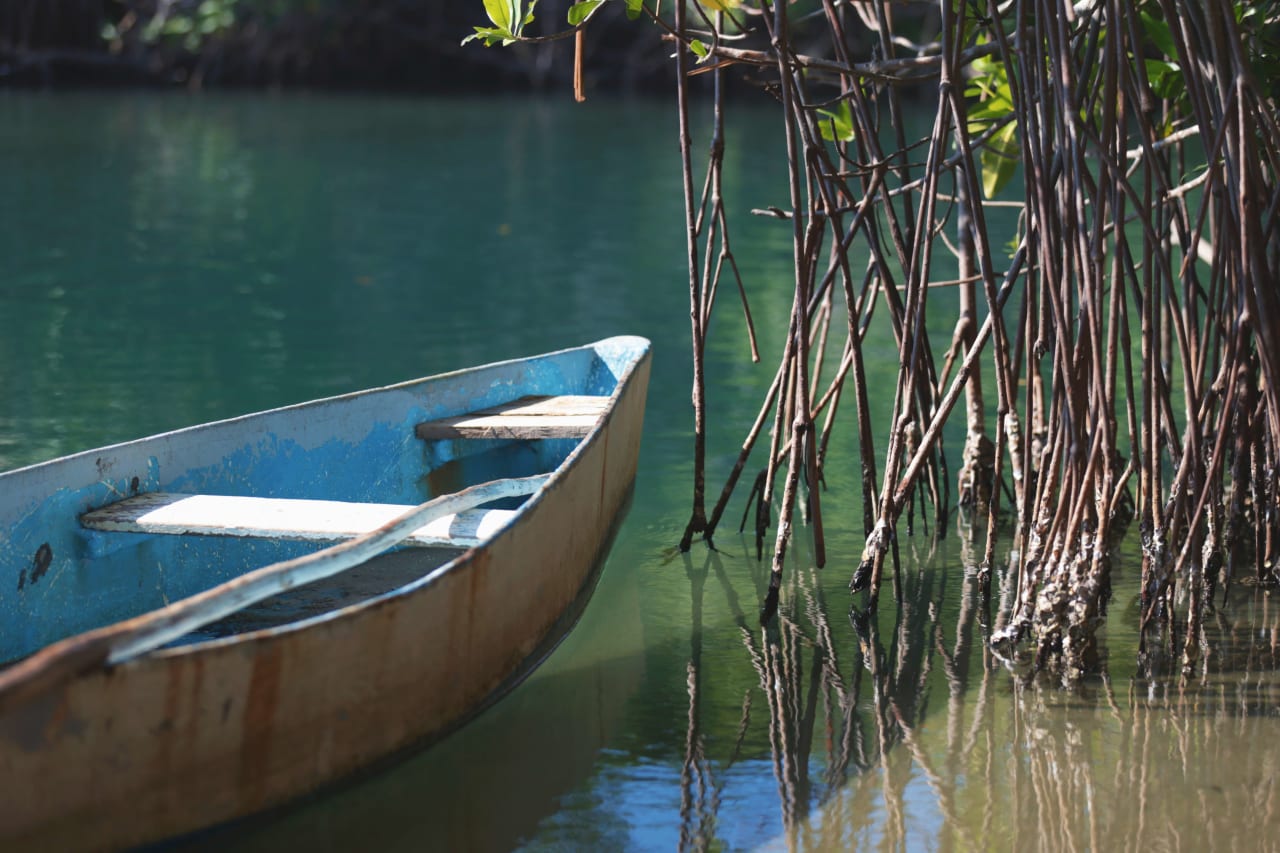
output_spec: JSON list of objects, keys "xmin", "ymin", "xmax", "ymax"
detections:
[
  {"xmin": 568, "ymin": 0, "xmax": 603, "ymax": 26},
  {"xmin": 625, "ymin": 0, "xmax": 644, "ymax": 19},
  {"xmin": 482, "ymin": 0, "xmax": 512, "ymax": 31},
  {"xmin": 690, "ymin": 39, "xmax": 709, "ymax": 59},
  {"xmin": 462, "ymin": 25, "xmax": 517, "ymax": 47},
  {"xmin": 981, "ymin": 123, "xmax": 1020, "ymax": 198},
  {"xmin": 1144, "ymin": 59, "xmax": 1182, "ymax": 100},
  {"xmin": 968, "ymin": 101, "xmax": 1009, "ymax": 122},
  {"xmin": 965, "ymin": 50, "xmax": 1015, "ymax": 140},
  {"xmin": 472, "ymin": 0, "xmax": 535, "ymax": 39},
  {"xmin": 1139, "ymin": 10, "xmax": 1177, "ymax": 59},
  {"xmin": 816, "ymin": 101, "xmax": 855, "ymax": 143},
  {"xmin": 1004, "ymin": 231, "xmax": 1021, "ymax": 258}
]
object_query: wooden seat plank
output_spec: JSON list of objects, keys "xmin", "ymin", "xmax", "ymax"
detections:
[
  {"xmin": 415, "ymin": 395, "xmax": 609, "ymax": 440},
  {"xmin": 81, "ymin": 492, "xmax": 516, "ymax": 549}
]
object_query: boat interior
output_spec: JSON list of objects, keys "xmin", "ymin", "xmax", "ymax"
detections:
[{"xmin": 1, "ymin": 392, "xmax": 615, "ymax": 666}]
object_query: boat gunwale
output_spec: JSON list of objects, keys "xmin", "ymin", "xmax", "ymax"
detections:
[
  {"xmin": 145, "ymin": 335, "xmax": 651, "ymax": 659},
  {"xmin": 0, "ymin": 336, "xmax": 639, "ymax": 482}
]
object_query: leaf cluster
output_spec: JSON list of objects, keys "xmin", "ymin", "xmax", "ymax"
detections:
[{"xmin": 462, "ymin": 0, "xmax": 644, "ymax": 47}]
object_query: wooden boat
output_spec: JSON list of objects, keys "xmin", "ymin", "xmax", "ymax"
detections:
[{"xmin": 0, "ymin": 335, "xmax": 651, "ymax": 850}]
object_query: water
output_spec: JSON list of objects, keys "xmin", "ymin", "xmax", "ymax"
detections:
[{"xmin": 3, "ymin": 91, "xmax": 1280, "ymax": 851}]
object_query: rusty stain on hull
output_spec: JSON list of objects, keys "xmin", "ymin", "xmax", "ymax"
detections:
[{"xmin": 239, "ymin": 642, "xmax": 284, "ymax": 810}]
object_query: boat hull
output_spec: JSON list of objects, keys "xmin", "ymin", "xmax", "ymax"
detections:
[{"xmin": 0, "ymin": 337, "xmax": 650, "ymax": 850}]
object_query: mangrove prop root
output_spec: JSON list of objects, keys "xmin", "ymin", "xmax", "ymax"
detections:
[{"xmin": 591, "ymin": 0, "xmax": 1280, "ymax": 678}]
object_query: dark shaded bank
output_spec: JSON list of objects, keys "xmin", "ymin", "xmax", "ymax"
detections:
[
  {"xmin": 0, "ymin": 0, "xmax": 939, "ymax": 93},
  {"xmin": 0, "ymin": 1, "xmax": 672, "ymax": 91}
]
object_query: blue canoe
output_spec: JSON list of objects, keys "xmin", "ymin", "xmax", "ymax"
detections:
[{"xmin": 0, "ymin": 336, "xmax": 651, "ymax": 850}]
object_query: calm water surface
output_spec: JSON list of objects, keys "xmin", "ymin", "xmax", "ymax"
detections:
[{"xmin": 3, "ymin": 92, "xmax": 1279, "ymax": 851}]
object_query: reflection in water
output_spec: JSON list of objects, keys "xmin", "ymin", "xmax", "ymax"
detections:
[
  {"xmin": 184, "ymin": 546, "xmax": 647, "ymax": 853},
  {"xmin": 8, "ymin": 92, "xmax": 1280, "ymax": 850},
  {"xmin": 676, "ymin": 535, "xmax": 1280, "ymax": 852}
]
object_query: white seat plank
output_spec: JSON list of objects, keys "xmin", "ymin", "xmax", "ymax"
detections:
[
  {"xmin": 415, "ymin": 395, "xmax": 609, "ymax": 440},
  {"xmin": 81, "ymin": 492, "xmax": 516, "ymax": 548}
]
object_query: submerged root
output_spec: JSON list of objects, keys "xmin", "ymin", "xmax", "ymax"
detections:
[
  {"xmin": 850, "ymin": 519, "xmax": 890, "ymax": 594},
  {"xmin": 992, "ymin": 531, "xmax": 1111, "ymax": 684},
  {"xmin": 958, "ymin": 430, "xmax": 996, "ymax": 513}
]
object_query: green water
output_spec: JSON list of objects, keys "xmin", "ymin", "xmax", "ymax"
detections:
[{"xmin": 3, "ymin": 92, "xmax": 1280, "ymax": 851}]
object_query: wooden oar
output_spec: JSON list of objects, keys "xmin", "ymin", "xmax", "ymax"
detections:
[{"xmin": 0, "ymin": 474, "xmax": 550, "ymax": 710}]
